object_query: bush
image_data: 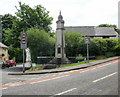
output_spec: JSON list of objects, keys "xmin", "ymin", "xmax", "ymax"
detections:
[
  {"xmin": 90, "ymin": 38, "xmax": 119, "ymax": 57},
  {"xmin": 105, "ymin": 52, "xmax": 116, "ymax": 58},
  {"xmin": 65, "ymin": 31, "xmax": 84, "ymax": 57},
  {"xmin": 65, "ymin": 31, "xmax": 120, "ymax": 58},
  {"xmin": 27, "ymin": 64, "xmax": 42, "ymax": 71},
  {"xmin": 27, "ymin": 28, "xmax": 55, "ymax": 62},
  {"xmin": 8, "ymin": 46, "xmax": 22, "ymax": 62},
  {"xmin": 43, "ymin": 64, "xmax": 56, "ymax": 69},
  {"xmin": 96, "ymin": 56, "xmax": 106, "ymax": 60},
  {"xmin": 76, "ymin": 54, "xmax": 84, "ymax": 59}
]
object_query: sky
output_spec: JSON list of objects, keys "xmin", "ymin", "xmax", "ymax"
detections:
[{"xmin": 0, "ymin": 0, "xmax": 119, "ymax": 30}]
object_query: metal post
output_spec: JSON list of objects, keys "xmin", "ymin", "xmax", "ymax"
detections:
[
  {"xmin": 0, "ymin": 18, "xmax": 2, "ymax": 42},
  {"xmin": 87, "ymin": 43, "xmax": 89, "ymax": 63},
  {"xmin": 23, "ymin": 49, "xmax": 25, "ymax": 73}
]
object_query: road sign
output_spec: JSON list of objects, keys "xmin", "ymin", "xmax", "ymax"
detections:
[
  {"xmin": 84, "ymin": 37, "xmax": 90, "ymax": 44},
  {"xmin": 21, "ymin": 32, "xmax": 27, "ymax": 49}
]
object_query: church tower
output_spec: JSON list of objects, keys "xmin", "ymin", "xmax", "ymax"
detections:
[{"xmin": 55, "ymin": 11, "xmax": 66, "ymax": 58}]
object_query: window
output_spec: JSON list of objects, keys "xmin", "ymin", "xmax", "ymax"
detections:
[
  {"xmin": 58, "ymin": 48, "xmax": 61, "ymax": 53},
  {"xmin": 90, "ymin": 36, "xmax": 94, "ymax": 38},
  {"xmin": 103, "ymin": 36, "xmax": 110, "ymax": 38}
]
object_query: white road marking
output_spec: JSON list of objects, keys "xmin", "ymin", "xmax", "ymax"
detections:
[
  {"xmin": 55, "ymin": 88, "xmax": 77, "ymax": 95},
  {"xmin": 30, "ymin": 75, "xmax": 69, "ymax": 84},
  {"xmin": 2, "ymin": 88, "xmax": 8, "ymax": 90},
  {"xmin": 93, "ymin": 72, "xmax": 117, "ymax": 83}
]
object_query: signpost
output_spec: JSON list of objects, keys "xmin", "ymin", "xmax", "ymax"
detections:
[
  {"xmin": 21, "ymin": 32, "xmax": 27, "ymax": 73},
  {"xmin": 84, "ymin": 37, "xmax": 90, "ymax": 63}
]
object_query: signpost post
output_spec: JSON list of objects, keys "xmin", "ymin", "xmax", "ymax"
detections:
[
  {"xmin": 84, "ymin": 37, "xmax": 90, "ymax": 63},
  {"xmin": 21, "ymin": 32, "xmax": 27, "ymax": 73}
]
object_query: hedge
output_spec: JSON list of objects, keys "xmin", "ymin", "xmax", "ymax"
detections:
[{"xmin": 65, "ymin": 31, "xmax": 120, "ymax": 58}]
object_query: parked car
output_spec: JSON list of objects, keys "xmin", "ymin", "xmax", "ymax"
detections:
[
  {"xmin": 0, "ymin": 61, "xmax": 4, "ymax": 68},
  {"xmin": 1, "ymin": 61, "xmax": 8, "ymax": 69},
  {"xmin": 0, "ymin": 61, "xmax": 3, "ymax": 65},
  {"xmin": 1, "ymin": 60, "xmax": 16, "ymax": 69},
  {"xmin": 6, "ymin": 60, "xmax": 16, "ymax": 67}
]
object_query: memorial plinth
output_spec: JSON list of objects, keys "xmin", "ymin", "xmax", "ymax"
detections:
[{"xmin": 50, "ymin": 11, "xmax": 70, "ymax": 65}]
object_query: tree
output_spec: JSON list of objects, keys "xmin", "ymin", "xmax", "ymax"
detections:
[
  {"xmin": 15, "ymin": 2, "xmax": 53, "ymax": 32},
  {"xmin": 1, "ymin": 14, "xmax": 18, "ymax": 44},
  {"xmin": 27, "ymin": 28, "xmax": 55, "ymax": 62},
  {"xmin": 65, "ymin": 31, "xmax": 84, "ymax": 57},
  {"xmin": 98, "ymin": 24, "xmax": 117, "ymax": 28},
  {"xmin": 1, "ymin": 14, "xmax": 17, "ymax": 30},
  {"xmin": 1, "ymin": 2, "xmax": 54, "ymax": 62}
]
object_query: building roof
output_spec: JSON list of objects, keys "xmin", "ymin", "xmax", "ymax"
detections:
[
  {"xmin": 65, "ymin": 26, "xmax": 118, "ymax": 37},
  {"xmin": 0, "ymin": 42, "xmax": 8, "ymax": 48},
  {"xmin": 95, "ymin": 27, "xmax": 118, "ymax": 36}
]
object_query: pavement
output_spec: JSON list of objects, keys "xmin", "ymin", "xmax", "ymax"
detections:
[{"xmin": 8, "ymin": 56, "xmax": 119, "ymax": 75}]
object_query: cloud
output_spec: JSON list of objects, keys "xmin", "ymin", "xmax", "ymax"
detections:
[{"xmin": 0, "ymin": 0, "xmax": 119, "ymax": 30}]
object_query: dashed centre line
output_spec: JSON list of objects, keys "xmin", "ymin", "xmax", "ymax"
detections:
[
  {"xmin": 55, "ymin": 88, "xmax": 77, "ymax": 95},
  {"xmin": 93, "ymin": 72, "xmax": 117, "ymax": 83}
]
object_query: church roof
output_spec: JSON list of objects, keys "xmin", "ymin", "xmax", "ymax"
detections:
[{"xmin": 64, "ymin": 26, "xmax": 118, "ymax": 37}]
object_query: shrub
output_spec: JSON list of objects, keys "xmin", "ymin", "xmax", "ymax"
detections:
[
  {"xmin": 43, "ymin": 64, "xmax": 56, "ymax": 69},
  {"xmin": 27, "ymin": 28, "xmax": 55, "ymax": 62},
  {"xmin": 96, "ymin": 56, "xmax": 106, "ymax": 60},
  {"xmin": 105, "ymin": 52, "xmax": 116, "ymax": 58},
  {"xmin": 65, "ymin": 31, "xmax": 120, "ymax": 58},
  {"xmin": 76, "ymin": 54, "xmax": 84, "ymax": 59}
]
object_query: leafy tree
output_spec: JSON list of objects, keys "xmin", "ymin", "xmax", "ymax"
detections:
[
  {"xmin": 1, "ymin": 2, "xmax": 54, "ymax": 62},
  {"xmin": 65, "ymin": 31, "xmax": 84, "ymax": 56},
  {"xmin": 27, "ymin": 28, "xmax": 55, "ymax": 62},
  {"xmin": 98, "ymin": 24, "xmax": 117, "ymax": 28},
  {"xmin": 1, "ymin": 14, "xmax": 17, "ymax": 30},
  {"xmin": 15, "ymin": 2, "xmax": 53, "ymax": 32},
  {"xmin": 1, "ymin": 14, "xmax": 18, "ymax": 44}
]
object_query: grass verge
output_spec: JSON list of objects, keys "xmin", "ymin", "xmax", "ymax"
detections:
[
  {"xmin": 26, "ymin": 64, "xmax": 42, "ymax": 71},
  {"xmin": 60, "ymin": 60, "xmax": 96, "ymax": 68},
  {"xmin": 27, "ymin": 59, "xmax": 97, "ymax": 71}
]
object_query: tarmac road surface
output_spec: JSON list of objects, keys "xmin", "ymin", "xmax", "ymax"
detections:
[{"xmin": 2, "ymin": 59, "xmax": 118, "ymax": 95}]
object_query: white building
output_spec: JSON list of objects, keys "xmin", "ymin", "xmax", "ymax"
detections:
[{"xmin": 0, "ymin": 42, "xmax": 9, "ymax": 61}]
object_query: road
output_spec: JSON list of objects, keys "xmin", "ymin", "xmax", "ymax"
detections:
[{"xmin": 1, "ymin": 59, "xmax": 118, "ymax": 96}]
